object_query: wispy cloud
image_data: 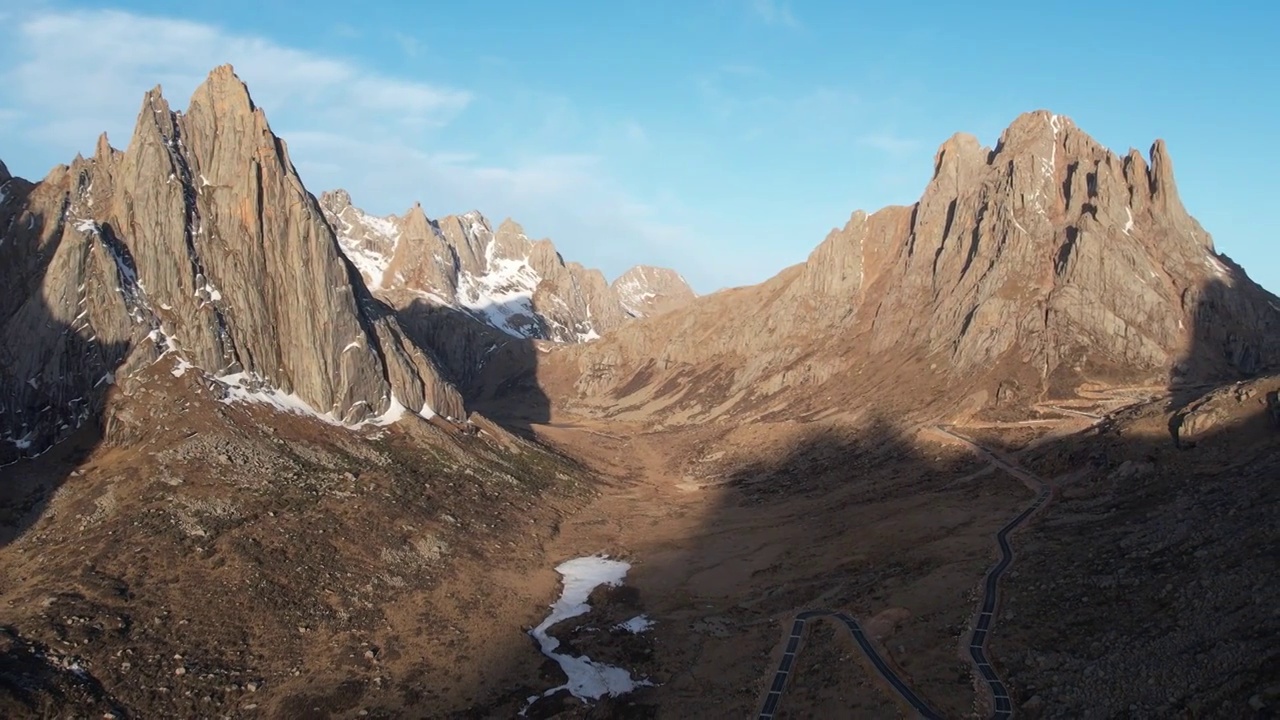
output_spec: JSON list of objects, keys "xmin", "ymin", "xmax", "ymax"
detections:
[
  {"xmin": 718, "ymin": 63, "xmax": 769, "ymax": 78},
  {"xmin": 391, "ymin": 31, "xmax": 422, "ymax": 58},
  {"xmin": 0, "ymin": 8, "xmax": 712, "ymax": 288},
  {"xmin": 696, "ymin": 66, "xmax": 861, "ymax": 137},
  {"xmin": 857, "ymin": 133, "xmax": 922, "ymax": 156},
  {"xmin": 619, "ymin": 120, "xmax": 648, "ymax": 144},
  {"xmin": 4, "ymin": 9, "xmax": 471, "ymax": 148},
  {"xmin": 748, "ymin": 0, "xmax": 800, "ymax": 28},
  {"xmin": 284, "ymin": 131, "xmax": 702, "ymax": 277}
]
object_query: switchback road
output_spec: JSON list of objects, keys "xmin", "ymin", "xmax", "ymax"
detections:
[
  {"xmin": 757, "ymin": 426, "xmax": 1055, "ymax": 720},
  {"xmin": 756, "ymin": 610, "xmax": 943, "ymax": 720},
  {"xmin": 935, "ymin": 426, "xmax": 1053, "ymax": 720}
]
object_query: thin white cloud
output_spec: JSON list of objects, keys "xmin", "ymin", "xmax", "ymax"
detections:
[
  {"xmin": 749, "ymin": 0, "xmax": 801, "ymax": 28},
  {"xmin": 697, "ymin": 68, "xmax": 861, "ymax": 135},
  {"xmin": 620, "ymin": 120, "xmax": 648, "ymax": 144},
  {"xmin": 283, "ymin": 131, "xmax": 713, "ymax": 282},
  {"xmin": 0, "ymin": 8, "xmax": 719, "ymax": 289},
  {"xmin": 718, "ymin": 63, "xmax": 769, "ymax": 78},
  {"xmin": 6, "ymin": 9, "xmax": 470, "ymax": 148},
  {"xmin": 391, "ymin": 31, "xmax": 423, "ymax": 58},
  {"xmin": 858, "ymin": 133, "xmax": 922, "ymax": 155},
  {"xmin": 331, "ymin": 23, "xmax": 362, "ymax": 39}
]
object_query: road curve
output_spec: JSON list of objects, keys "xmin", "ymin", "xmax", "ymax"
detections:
[
  {"xmin": 758, "ymin": 427, "xmax": 1054, "ymax": 720},
  {"xmin": 937, "ymin": 426, "xmax": 1053, "ymax": 720},
  {"xmin": 756, "ymin": 610, "xmax": 944, "ymax": 720}
]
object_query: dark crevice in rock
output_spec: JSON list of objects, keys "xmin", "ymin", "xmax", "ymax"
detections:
[
  {"xmin": 959, "ymin": 205, "xmax": 986, "ymax": 279},
  {"xmin": 1062, "ymin": 161, "xmax": 1078, "ymax": 209},
  {"xmin": 1055, "ymin": 226, "xmax": 1080, "ymax": 276}
]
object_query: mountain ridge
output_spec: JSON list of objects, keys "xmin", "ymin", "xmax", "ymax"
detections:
[
  {"xmin": 1, "ymin": 66, "xmax": 1278, "ymax": 720},
  {"xmin": 0, "ymin": 65, "xmax": 466, "ymax": 459},
  {"xmin": 537, "ymin": 109, "xmax": 1280, "ymax": 424},
  {"xmin": 318, "ymin": 189, "xmax": 697, "ymax": 344}
]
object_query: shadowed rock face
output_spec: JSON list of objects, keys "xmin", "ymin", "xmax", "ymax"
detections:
[
  {"xmin": 318, "ymin": 191, "xmax": 695, "ymax": 343},
  {"xmin": 550, "ymin": 111, "xmax": 1280, "ymax": 421},
  {"xmin": 0, "ymin": 65, "xmax": 464, "ymax": 457}
]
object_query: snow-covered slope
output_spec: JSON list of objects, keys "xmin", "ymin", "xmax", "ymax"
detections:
[{"xmin": 319, "ymin": 191, "xmax": 692, "ymax": 344}]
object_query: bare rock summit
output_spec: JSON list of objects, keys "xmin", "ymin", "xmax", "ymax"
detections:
[
  {"xmin": 0, "ymin": 65, "xmax": 463, "ymax": 459},
  {"xmin": 550, "ymin": 110, "xmax": 1280, "ymax": 422},
  {"xmin": 612, "ymin": 265, "xmax": 697, "ymax": 318}
]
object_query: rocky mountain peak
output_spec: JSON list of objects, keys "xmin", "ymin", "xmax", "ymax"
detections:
[
  {"xmin": 187, "ymin": 64, "xmax": 257, "ymax": 122},
  {"xmin": 318, "ymin": 190, "xmax": 695, "ymax": 345},
  {"xmin": 932, "ymin": 131, "xmax": 986, "ymax": 185},
  {"xmin": 611, "ymin": 265, "xmax": 697, "ymax": 318},
  {"xmin": 0, "ymin": 66, "xmax": 465, "ymax": 459},
  {"xmin": 490, "ymin": 218, "xmax": 532, "ymax": 262},
  {"xmin": 495, "ymin": 217, "xmax": 527, "ymax": 239},
  {"xmin": 1147, "ymin": 138, "xmax": 1188, "ymax": 221},
  {"xmin": 322, "ymin": 188, "xmax": 353, "ymax": 208},
  {"xmin": 555, "ymin": 111, "xmax": 1280, "ymax": 422},
  {"xmin": 400, "ymin": 202, "xmax": 433, "ymax": 235}
]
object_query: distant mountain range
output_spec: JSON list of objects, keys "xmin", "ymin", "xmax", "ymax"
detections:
[{"xmin": 0, "ymin": 66, "xmax": 693, "ymax": 459}]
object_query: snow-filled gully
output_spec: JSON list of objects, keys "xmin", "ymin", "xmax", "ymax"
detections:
[{"xmin": 523, "ymin": 556, "xmax": 652, "ymax": 714}]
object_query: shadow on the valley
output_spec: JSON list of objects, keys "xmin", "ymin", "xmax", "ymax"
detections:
[
  {"xmin": 393, "ymin": 297, "xmax": 552, "ymax": 438},
  {"xmin": 0, "ymin": 625, "xmax": 128, "ymax": 718},
  {"xmin": 0, "ymin": 179, "xmax": 131, "ymax": 716},
  {"xmin": 0, "ymin": 184, "xmax": 130, "ymax": 552},
  {"xmin": 4, "ymin": 155, "xmax": 1278, "ymax": 719},
  {"xmin": 444, "ymin": 268, "xmax": 1280, "ymax": 718}
]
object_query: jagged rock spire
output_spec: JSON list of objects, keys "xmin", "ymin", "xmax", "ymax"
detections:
[{"xmin": 0, "ymin": 66, "xmax": 465, "ymax": 458}]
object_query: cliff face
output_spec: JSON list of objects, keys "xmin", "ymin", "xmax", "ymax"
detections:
[
  {"xmin": 0, "ymin": 66, "xmax": 464, "ymax": 459},
  {"xmin": 547, "ymin": 111, "xmax": 1280, "ymax": 422}
]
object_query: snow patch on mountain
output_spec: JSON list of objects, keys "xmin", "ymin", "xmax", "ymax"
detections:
[
  {"xmin": 322, "ymin": 192, "xmax": 691, "ymax": 344},
  {"xmin": 210, "ymin": 371, "xmax": 432, "ymax": 428},
  {"xmin": 329, "ymin": 204, "xmax": 400, "ymax": 288},
  {"xmin": 456, "ymin": 254, "xmax": 543, "ymax": 339}
]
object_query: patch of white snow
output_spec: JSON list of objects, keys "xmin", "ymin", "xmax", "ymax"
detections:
[
  {"xmin": 525, "ymin": 556, "xmax": 651, "ymax": 712},
  {"xmin": 214, "ymin": 373, "xmax": 428, "ymax": 430},
  {"xmin": 614, "ymin": 616, "xmax": 654, "ymax": 634},
  {"xmin": 1204, "ymin": 253, "xmax": 1230, "ymax": 278},
  {"xmin": 171, "ymin": 359, "xmax": 194, "ymax": 378},
  {"xmin": 330, "ymin": 206, "xmax": 400, "ymax": 288}
]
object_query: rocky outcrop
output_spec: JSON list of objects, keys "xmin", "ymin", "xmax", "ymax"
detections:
[
  {"xmin": 612, "ymin": 266, "xmax": 696, "ymax": 318},
  {"xmin": 318, "ymin": 193, "xmax": 691, "ymax": 344},
  {"xmin": 0, "ymin": 66, "xmax": 463, "ymax": 459},
  {"xmin": 317, "ymin": 189, "xmax": 400, "ymax": 287},
  {"xmin": 548, "ymin": 111, "xmax": 1280, "ymax": 422}
]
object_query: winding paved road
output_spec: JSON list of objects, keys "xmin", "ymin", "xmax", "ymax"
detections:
[
  {"xmin": 756, "ymin": 610, "xmax": 944, "ymax": 720},
  {"xmin": 935, "ymin": 426, "xmax": 1053, "ymax": 720},
  {"xmin": 757, "ymin": 426, "xmax": 1054, "ymax": 720}
]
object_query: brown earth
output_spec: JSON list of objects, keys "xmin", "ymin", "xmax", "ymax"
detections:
[
  {"xmin": 3, "ymin": 359, "xmax": 1277, "ymax": 719},
  {"xmin": 3, "ymin": 67, "xmax": 1278, "ymax": 720}
]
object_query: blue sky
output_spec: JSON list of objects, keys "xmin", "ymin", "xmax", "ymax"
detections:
[{"xmin": 1, "ymin": 1, "xmax": 1276, "ymax": 294}]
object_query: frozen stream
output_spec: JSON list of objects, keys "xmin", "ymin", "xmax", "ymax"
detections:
[{"xmin": 525, "ymin": 556, "xmax": 652, "ymax": 710}]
